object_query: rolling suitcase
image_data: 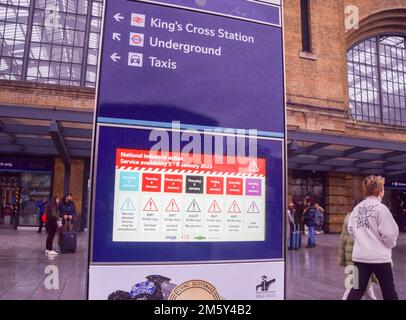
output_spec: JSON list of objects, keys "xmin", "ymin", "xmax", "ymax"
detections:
[
  {"xmin": 291, "ymin": 224, "xmax": 301, "ymax": 251},
  {"xmin": 60, "ymin": 223, "xmax": 77, "ymax": 253}
]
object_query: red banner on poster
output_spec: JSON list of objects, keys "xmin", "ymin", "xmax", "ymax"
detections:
[{"xmin": 116, "ymin": 149, "xmax": 265, "ymax": 176}]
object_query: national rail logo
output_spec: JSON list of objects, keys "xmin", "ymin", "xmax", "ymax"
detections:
[{"xmin": 131, "ymin": 13, "xmax": 145, "ymax": 27}]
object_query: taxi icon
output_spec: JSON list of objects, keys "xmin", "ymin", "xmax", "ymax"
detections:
[{"xmin": 128, "ymin": 52, "xmax": 143, "ymax": 67}]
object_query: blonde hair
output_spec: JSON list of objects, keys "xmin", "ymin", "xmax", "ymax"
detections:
[{"xmin": 363, "ymin": 175, "xmax": 385, "ymax": 197}]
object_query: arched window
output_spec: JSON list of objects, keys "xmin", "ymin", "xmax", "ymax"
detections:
[{"xmin": 348, "ymin": 35, "xmax": 406, "ymax": 126}]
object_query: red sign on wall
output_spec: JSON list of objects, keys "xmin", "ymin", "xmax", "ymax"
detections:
[{"xmin": 142, "ymin": 173, "xmax": 162, "ymax": 192}]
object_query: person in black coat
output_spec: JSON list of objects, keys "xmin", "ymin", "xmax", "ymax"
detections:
[{"xmin": 45, "ymin": 196, "xmax": 60, "ymax": 256}]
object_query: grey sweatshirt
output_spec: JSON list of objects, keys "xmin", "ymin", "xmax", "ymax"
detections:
[{"xmin": 348, "ymin": 196, "xmax": 399, "ymax": 264}]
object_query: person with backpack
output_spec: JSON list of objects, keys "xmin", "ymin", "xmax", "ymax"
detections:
[
  {"xmin": 302, "ymin": 197, "xmax": 318, "ymax": 248},
  {"xmin": 36, "ymin": 197, "xmax": 48, "ymax": 233},
  {"xmin": 347, "ymin": 175, "xmax": 399, "ymax": 300},
  {"xmin": 45, "ymin": 196, "xmax": 60, "ymax": 256}
]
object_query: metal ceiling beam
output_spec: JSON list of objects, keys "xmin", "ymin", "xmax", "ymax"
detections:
[
  {"xmin": 343, "ymin": 147, "xmax": 370, "ymax": 157},
  {"xmin": 65, "ymin": 140, "xmax": 92, "ymax": 150},
  {"xmin": 0, "ymin": 144, "xmax": 90, "ymax": 157},
  {"xmin": 333, "ymin": 167, "xmax": 362, "ymax": 174},
  {"xmin": 299, "ymin": 164, "xmax": 334, "ymax": 172},
  {"xmin": 291, "ymin": 145, "xmax": 406, "ymax": 164},
  {"xmin": 290, "ymin": 155, "xmax": 405, "ymax": 172},
  {"xmin": 360, "ymin": 168, "xmax": 386, "ymax": 175},
  {"xmin": 305, "ymin": 143, "xmax": 329, "ymax": 153},
  {"xmin": 384, "ymin": 151, "xmax": 406, "ymax": 160},
  {"xmin": 387, "ymin": 170, "xmax": 406, "ymax": 176},
  {"xmin": 0, "ymin": 105, "xmax": 94, "ymax": 123},
  {"xmin": 0, "ymin": 135, "xmax": 53, "ymax": 148},
  {"xmin": 0, "ymin": 119, "xmax": 18, "ymax": 143},
  {"xmin": 288, "ymin": 130, "xmax": 406, "ymax": 152},
  {"xmin": 49, "ymin": 121, "xmax": 71, "ymax": 167},
  {"xmin": 0, "ymin": 135, "xmax": 91, "ymax": 150},
  {"xmin": 0, "ymin": 123, "xmax": 92, "ymax": 139},
  {"xmin": 0, "ymin": 144, "xmax": 55, "ymax": 155}
]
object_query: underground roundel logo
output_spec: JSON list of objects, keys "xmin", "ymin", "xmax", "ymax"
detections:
[{"xmin": 129, "ymin": 32, "xmax": 144, "ymax": 47}]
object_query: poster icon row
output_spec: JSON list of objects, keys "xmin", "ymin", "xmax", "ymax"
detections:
[
  {"xmin": 117, "ymin": 194, "xmax": 262, "ymax": 215},
  {"xmin": 118, "ymin": 171, "xmax": 263, "ymax": 196}
]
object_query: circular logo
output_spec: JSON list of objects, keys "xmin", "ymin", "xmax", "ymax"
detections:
[{"xmin": 168, "ymin": 280, "xmax": 220, "ymax": 300}]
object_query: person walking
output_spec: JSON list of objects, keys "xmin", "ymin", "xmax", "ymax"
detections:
[
  {"xmin": 36, "ymin": 197, "xmax": 48, "ymax": 233},
  {"xmin": 45, "ymin": 196, "xmax": 60, "ymax": 256},
  {"xmin": 59, "ymin": 193, "xmax": 77, "ymax": 231},
  {"xmin": 339, "ymin": 212, "xmax": 377, "ymax": 300},
  {"xmin": 347, "ymin": 175, "xmax": 399, "ymax": 300},
  {"xmin": 303, "ymin": 197, "xmax": 318, "ymax": 248}
]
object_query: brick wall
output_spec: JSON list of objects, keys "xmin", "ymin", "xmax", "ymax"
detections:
[
  {"xmin": 324, "ymin": 173, "xmax": 353, "ymax": 233},
  {"xmin": 52, "ymin": 158, "xmax": 65, "ymax": 199},
  {"xmin": 53, "ymin": 158, "xmax": 85, "ymax": 217},
  {"xmin": 0, "ymin": 80, "xmax": 95, "ymax": 110},
  {"xmin": 284, "ymin": 0, "xmax": 349, "ymax": 112}
]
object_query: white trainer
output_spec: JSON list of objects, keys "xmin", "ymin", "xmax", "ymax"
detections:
[{"xmin": 48, "ymin": 250, "xmax": 58, "ymax": 255}]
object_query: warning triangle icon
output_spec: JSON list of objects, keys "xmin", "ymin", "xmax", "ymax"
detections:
[
  {"xmin": 143, "ymin": 198, "xmax": 158, "ymax": 212},
  {"xmin": 187, "ymin": 199, "xmax": 201, "ymax": 213},
  {"xmin": 208, "ymin": 200, "xmax": 221, "ymax": 213},
  {"xmin": 249, "ymin": 161, "xmax": 259, "ymax": 172},
  {"xmin": 120, "ymin": 197, "xmax": 135, "ymax": 211},
  {"xmin": 165, "ymin": 199, "xmax": 180, "ymax": 212},
  {"xmin": 228, "ymin": 200, "xmax": 241, "ymax": 214},
  {"xmin": 247, "ymin": 201, "xmax": 260, "ymax": 214}
]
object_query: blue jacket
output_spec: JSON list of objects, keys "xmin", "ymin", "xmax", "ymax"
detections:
[
  {"xmin": 59, "ymin": 201, "xmax": 77, "ymax": 217},
  {"xmin": 303, "ymin": 208, "xmax": 318, "ymax": 227},
  {"xmin": 36, "ymin": 201, "xmax": 47, "ymax": 217}
]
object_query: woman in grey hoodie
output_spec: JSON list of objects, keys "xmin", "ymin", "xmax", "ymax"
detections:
[{"xmin": 347, "ymin": 175, "xmax": 399, "ymax": 300}]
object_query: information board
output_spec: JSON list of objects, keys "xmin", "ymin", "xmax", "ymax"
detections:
[
  {"xmin": 113, "ymin": 148, "xmax": 266, "ymax": 242},
  {"xmin": 97, "ymin": 0, "xmax": 284, "ymax": 135},
  {"xmin": 89, "ymin": 0, "xmax": 286, "ymax": 300}
]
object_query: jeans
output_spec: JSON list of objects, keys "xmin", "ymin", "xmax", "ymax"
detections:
[
  {"xmin": 347, "ymin": 262, "xmax": 398, "ymax": 300},
  {"xmin": 46, "ymin": 220, "xmax": 57, "ymax": 251},
  {"xmin": 307, "ymin": 226, "xmax": 316, "ymax": 247}
]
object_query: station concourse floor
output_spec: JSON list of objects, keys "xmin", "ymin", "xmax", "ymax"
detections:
[{"xmin": 0, "ymin": 229, "xmax": 405, "ymax": 300}]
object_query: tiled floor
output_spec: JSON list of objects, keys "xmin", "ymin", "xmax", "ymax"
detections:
[
  {"xmin": 0, "ymin": 229, "xmax": 405, "ymax": 300},
  {"xmin": 286, "ymin": 233, "xmax": 406, "ymax": 300},
  {"xmin": 0, "ymin": 229, "xmax": 88, "ymax": 300}
]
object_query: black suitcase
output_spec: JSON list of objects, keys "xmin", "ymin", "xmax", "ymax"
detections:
[{"xmin": 60, "ymin": 230, "xmax": 77, "ymax": 253}]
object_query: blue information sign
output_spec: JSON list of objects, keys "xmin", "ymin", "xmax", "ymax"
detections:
[
  {"xmin": 97, "ymin": 0, "xmax": 284, "ymax": 136},
  {"xmin": 89, "ymin": 0, "xmax": 286, "ymax": 300}
]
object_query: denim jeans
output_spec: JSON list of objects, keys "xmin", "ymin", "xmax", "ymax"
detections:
[{"xmin": 307, "ymin": 226, "xmax": 316, "ymax": 247}]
